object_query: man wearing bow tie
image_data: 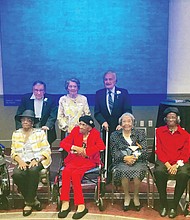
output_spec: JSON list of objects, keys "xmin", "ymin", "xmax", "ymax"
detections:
[
  {"xmin": 15, "ymin": 81, "xmax": 58, "ymax": 145},
  {"xmin": 94, "ymin": 71, "xmax": 132, "ymax": 182}
]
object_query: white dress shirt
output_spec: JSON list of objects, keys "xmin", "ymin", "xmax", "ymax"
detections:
[{"xmin": 30, "ymin": 94, "xmax": 43, "ymax": 118}]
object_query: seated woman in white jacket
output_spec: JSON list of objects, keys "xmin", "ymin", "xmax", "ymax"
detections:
[{"xmin": 11, "ymin": 110, "xmax": 51, "ymax": 217}]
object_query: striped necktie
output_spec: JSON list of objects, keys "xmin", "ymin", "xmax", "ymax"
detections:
[{"xmin": 108, "ymin": 90, "xmax": 113, "ymax": 113}]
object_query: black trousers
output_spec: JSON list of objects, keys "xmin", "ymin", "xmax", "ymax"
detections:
[
  {"xmin": 12, "ymin": 163, "xmax": 43, "ymax": 204},
  {"xmin": 154, "ymin": 160, "xmax": 190, "ymax": 209}
]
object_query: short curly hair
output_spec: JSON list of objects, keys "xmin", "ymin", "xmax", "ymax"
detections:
[
  {"xmin": 65, "ymin": 78, "xmax": 80, "ymax": 90},
  {"xmin": 119, "ymin": 112, "xmax": 135, "ymax": 126}
]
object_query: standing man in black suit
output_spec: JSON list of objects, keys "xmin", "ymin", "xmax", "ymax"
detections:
[
  {"xmin": 94, "ymin": 71, "xmax": 132, "ymax": 182},
  {"xmin": 15, "ymin": 81, "xmax": 58, "ymax": 145}
]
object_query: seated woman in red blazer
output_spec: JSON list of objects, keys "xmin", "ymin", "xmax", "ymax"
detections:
[
  {"xmin": 154, "ymin": 107, "xmax": 190, "ymax": 218},
  {"xmin": 58, "ymin": 115, "xmax": 105, "ymax": 219}
]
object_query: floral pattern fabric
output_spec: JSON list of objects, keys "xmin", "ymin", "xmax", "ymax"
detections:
[{"xmin": 57, "ymin": 94, "xmax": 91, "ymax": 132}]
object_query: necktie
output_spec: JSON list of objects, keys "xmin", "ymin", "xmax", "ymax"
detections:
[{"xmin": 108, "ymin": 91, "xmax": 113, "ymax": 113}]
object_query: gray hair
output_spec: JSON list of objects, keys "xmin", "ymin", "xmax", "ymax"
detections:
[
  {"xmin": 65, "ymin": 78, "xmax": 80, "ymax": 90},
  {"xmin": 103, "ymin": 71, "xmax": 117, "ymax": 81},
  {"xmin": 119, "ymin": 112, "xmax": 135, "ymax": 126}
]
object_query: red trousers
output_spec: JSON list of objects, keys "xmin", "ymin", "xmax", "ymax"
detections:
[{"xmin": 60, "ymin": 156, "xmax": 96, "ymax": 205}]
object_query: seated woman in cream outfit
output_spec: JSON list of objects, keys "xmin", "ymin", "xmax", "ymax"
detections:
[
  {"xmin": 57, "ymin": 78, "xmax": 91, "ymax": 140},
  {"xmin": 11, "ymin": 110, "xmax": 51, "ymax": 217}
]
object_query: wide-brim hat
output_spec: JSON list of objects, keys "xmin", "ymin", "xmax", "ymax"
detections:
[
  {"xmin": 15, "ymin": 110, "xmax": 38, "ymax": 123},
  {"xmin": 163, "ymin": 107, "xmax": 180, "ymax": 117},
  {"xmin": 79, "ymin": 115, "xmax": 95, "ymax": 128}
]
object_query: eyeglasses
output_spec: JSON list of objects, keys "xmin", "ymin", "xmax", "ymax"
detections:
[
  {"xmin": 33, "ymin": 89, "xmax": 44, "ymax": 93},
  {"xmin": 21, "ymin": 118, "xmax": 33, "ymax": 123},
  {"xmin": 166, "ymin": 116, "xmax": 177, "ymax": 120}
]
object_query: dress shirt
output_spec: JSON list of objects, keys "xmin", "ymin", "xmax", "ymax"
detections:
[{"xmin": 30, "ymin": 94, "xmax": 43, "ymax": 118}]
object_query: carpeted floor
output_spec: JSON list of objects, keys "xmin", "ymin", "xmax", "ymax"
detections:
[
  {"xmin": 0, "ymin": 200, "xmax": 189, "ymax": 220},
  {"xmin": 0, "ymin": 211, "xmax": 157, "ymax": 220}
]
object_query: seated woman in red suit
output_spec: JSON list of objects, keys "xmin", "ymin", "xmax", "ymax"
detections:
[{"xmin": 58, "ymin": 116, "xmax": 105, "ymax": 219}]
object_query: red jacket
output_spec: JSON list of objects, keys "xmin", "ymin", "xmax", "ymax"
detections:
[
  {"xmin": 60, "ymin": 126, "xmax": 105, "ymax": 164},
  {"xmin": 155, "ymin": 125, "xmax": 190, "ymax": 164}
]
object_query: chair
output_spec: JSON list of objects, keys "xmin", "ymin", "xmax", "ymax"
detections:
[
  {"xmin": 110, "ymin": 127, "xmax": 153, "ymax": 207},
  {"xmin": 38, "ymin": 168, "xmax": 51, "ymax": 203},
  {"xmin": 184, "ymin": 181, "xmax": 190, "ymax": 216},
  {"xmin": 52, "ymin": 148, "xmax": 105, "ymax": 211},
  {"xmin": 0, "ymin": 144, "xmax": 10, "ymax": 209}
]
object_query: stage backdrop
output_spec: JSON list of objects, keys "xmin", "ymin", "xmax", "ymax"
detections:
[{"xmin": 0, "ymin": 0, "xmax": 169, "ymax": 106}]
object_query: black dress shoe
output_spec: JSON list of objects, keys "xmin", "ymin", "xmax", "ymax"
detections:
[
  {"xmin": 58, "ymin": 207, "xmax": 71, "ymax": 218},
  {"xmin": 168, "ymin": 208, "xmax": 177, "ymax": 218},
  {"xmin": 72, "ymin": 208, "xmax": 88, "ymax": 219},
  {"xmin": 123, "ymin": 205, "xmax": 130, "ymax": 211},
  {"xmin": 33, "ymin": 202, "xmax": 42, "ymax": 211},
  {"xmin": 159, "ymin": 207, "xmax": 167, "ymax": 217},
  {"xmin": 23, "ymin": 207, "xmax": 32, "ymax": 216}
]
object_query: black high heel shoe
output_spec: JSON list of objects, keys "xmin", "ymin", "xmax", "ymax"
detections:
[
  {"xmin": 123, "ymin": 199, "xmax": 131, "ymax": 211},
  {"xmin": 58, "ymin": 206, "xmax": 71, "ymax": 218},
  {"xmin": 134, "ymin": 205, "xmax": 141, "ymax": 211},
  {"xmin": 123, "ymin": 205, "xmax": 130, "ymax": 211},
  {"xmin": 23, "ymin": 206, "xmax": 32, "ymax": 216},
  {"xmin": 72, "ymin": 208, "xmax": 88, "ymax": 219},
  {"xmin": 133, "ymin": 199, "xmax": 141, "ymax": 211}
]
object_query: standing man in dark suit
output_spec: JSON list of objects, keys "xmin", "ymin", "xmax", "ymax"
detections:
[
  {"xmin": 15, "ymin": 81, "xmax": 58, "ymax": 145},
  {"xmin": 94, "ymin": 71, "xmax": 132, "ymax": 182}
]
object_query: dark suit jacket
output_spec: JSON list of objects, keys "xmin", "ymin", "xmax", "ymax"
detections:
[
  {"xmin": 94, "ymin": 87, "xmax": 132, "ymax": 134},
  {"xmin": 15, "ymin": 93, "xmax": 58, "ymax": 144}
]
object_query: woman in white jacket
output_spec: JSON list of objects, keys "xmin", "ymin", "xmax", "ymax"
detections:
[{"xmin": 11, "ymin": 110, "xmax": 51, "ymax": 217}]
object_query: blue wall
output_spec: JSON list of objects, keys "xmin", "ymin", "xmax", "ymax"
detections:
[{"xmin": 0, "ymin": 0, "xmax": 169, "ymax": 106}]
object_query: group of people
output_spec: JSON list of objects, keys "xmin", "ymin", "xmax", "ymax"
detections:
[{"xmin": 10, "ymin": 70, "xmax": 190, "ymax": 219}]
